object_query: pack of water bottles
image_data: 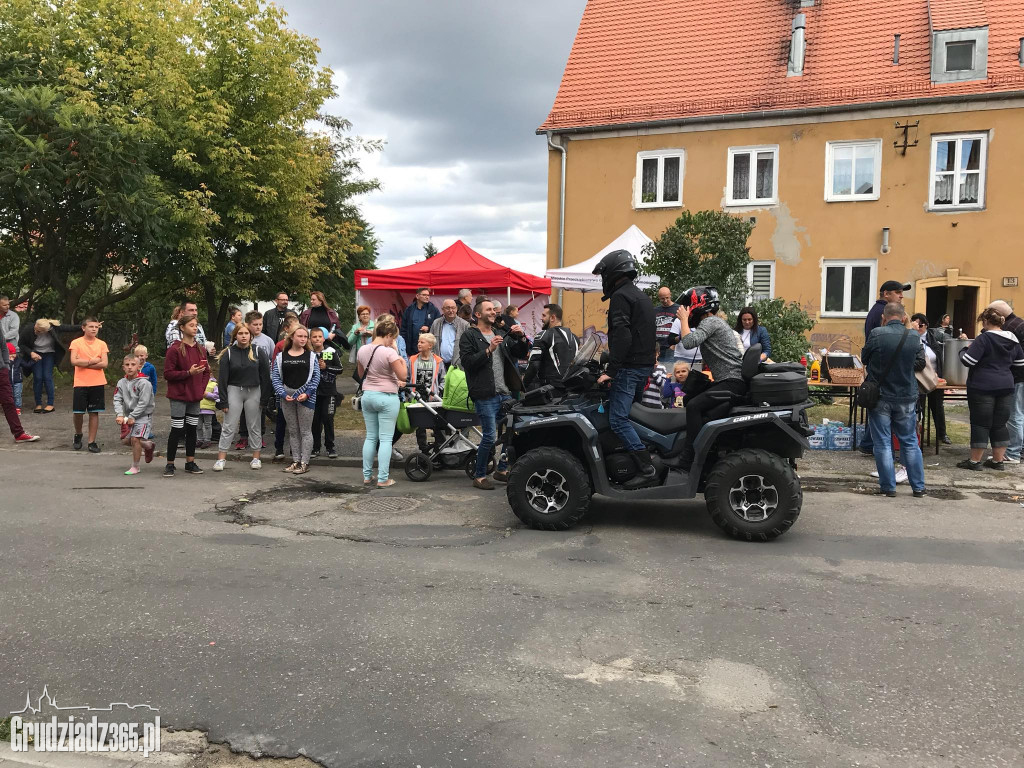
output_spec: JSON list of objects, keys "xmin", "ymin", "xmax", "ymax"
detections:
[{"xmin": 809, "ymin": 419, "xmax": 854, "ymax": 450}]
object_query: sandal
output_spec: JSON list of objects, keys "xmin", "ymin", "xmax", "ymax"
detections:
[
  {"xmin": 282, "ymin": 462, "xmax": 299, "ymax": 473},
  {"xmin": 292, "ymin": 463, "xmax": 309, "ymax": 475},
  {"xmin": 377, "ymin": 479, "xmax": 396, "ymax": 488},
  {"xmin": 43, "ymin": 406, "xmax": 55, "ymax": 413},
  {"xmin": 363, "ymin": 478, "xmax": 374, "ymax": 486},
  {"xmin": 33, "ymin": 406, "xmax": 43, "ymax": 414}
]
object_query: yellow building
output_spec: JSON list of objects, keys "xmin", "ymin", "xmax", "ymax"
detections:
[{"xmin": 540, "ymin": 0, "xmax": 1024, "ymax": 352}]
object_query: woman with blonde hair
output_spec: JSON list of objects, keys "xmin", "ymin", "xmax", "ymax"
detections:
[
  {"xmin": 271, "ymin": 325, "xmax": 320, "ymax": 474},
  {"xmin": 212, "ymin": 323, "xmax": 271, "ymax": 472},
  {"xmin": 19, "ymin": 317, "xmax": 76, "ymax": 413},
  {"xmin": 356, "ymin": 317, "xmax": 407, "ymax": 487}
]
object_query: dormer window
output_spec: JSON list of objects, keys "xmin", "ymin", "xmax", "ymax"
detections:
[
  {"xmin": 945, "ymin": 41, "xmax": 975, "ymax": 71},
  {"xmin": 931, "ymin": 27, "xmax": 988, "ymax": 82}
]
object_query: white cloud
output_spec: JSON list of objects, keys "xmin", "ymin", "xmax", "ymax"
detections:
[{"xmin": 278, "ymin": 0, "xmax": 587, "ymax": 276}]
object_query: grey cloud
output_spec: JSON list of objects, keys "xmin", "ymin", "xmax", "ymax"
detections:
[{"xmin": 277, "ymin": 0, "xmax": 586, "ymax": 270}]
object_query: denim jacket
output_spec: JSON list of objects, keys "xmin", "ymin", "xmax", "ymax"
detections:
[{"xmin": 861, "ymin": 320, "xmax": 926, "ymax": 404}]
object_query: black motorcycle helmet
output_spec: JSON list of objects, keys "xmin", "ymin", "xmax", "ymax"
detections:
[
  {"xmin": 680, "ymin": 286, "xmax": 721, "ymax": 323},
  {"xmin": 592, "ymin": 249, "xmax": 638, "ymax": 300}
]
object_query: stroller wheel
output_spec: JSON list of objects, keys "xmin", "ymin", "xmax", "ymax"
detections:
[
  {"xmin": 464, "ymin": 452, "xmax": 495, "ymax": 479},
  {"xmin": 405, "ymin": 453, "xmax": 433, "ymax": 482}
]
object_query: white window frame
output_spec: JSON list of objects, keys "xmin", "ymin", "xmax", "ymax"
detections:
[
  {"xmin": 824, "ymin": 140, "xmax": 882, "ymax": 202},
  {"xmin": 726, "ymin": 145, "xmax": 779, "ymax": 206},
  {"xmin": 746, "ymin": 261, "xmax": 776, "ymax": 302},
  {"xmin": 634, "ymin": 150, "xmax": 684, "ymax": 209},
  {"xmin": 929, "ymin": 132, "xmax": 987, "ymax": 211},
  {"xmin": 820, "ymin": 259, "xmax": 877, "ymax": 318}
]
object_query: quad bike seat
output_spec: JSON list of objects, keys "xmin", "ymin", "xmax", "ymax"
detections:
[{"xmin": 630, "ymin": 403, "xmax": 687, "ymax": 434}]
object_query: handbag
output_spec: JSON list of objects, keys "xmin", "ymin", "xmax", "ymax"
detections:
[
  {"xmin": 351, "ymin": 345, "xmax": 382, "ymax": 412},
  {"xmin": 857, "ymin": 328, "xmax": 910, "ymax": 410},
  {"xmin": 395, "ymin": 401, "xmax": 414, "ymax": 434},
  {"xmin": 916, "ymin": 365, "xmax": 939, "ymax": 394}
]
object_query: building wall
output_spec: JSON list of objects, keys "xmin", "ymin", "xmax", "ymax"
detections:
[{"xmin": 546, "ymin": 101, "xmax": 1024, "ymax": 353}]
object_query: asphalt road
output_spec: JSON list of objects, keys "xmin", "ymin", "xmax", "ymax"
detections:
[{"xmin": 1, "ymin": 447, "xmax": 1022, "ymax": 768}]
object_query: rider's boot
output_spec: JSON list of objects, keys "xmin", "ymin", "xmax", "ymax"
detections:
[{"xmin": 623, "ymin": 449, "xmax": 659, "ymax": 489}]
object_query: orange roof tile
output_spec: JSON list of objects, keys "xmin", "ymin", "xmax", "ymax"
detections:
[
  {"xmin": 540, "ymin": 0, "xmax": 1024, "ymax": 133},
  {"xmin": 929, "ymin": 0, "xmax": 987, "ymax": 31}
]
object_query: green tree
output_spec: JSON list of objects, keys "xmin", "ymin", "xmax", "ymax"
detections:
[
  {"xmin": 0, "ymin": 0, "xmax": 379, "ymax": 330},
  {"xmin": 640, "ymin": 210, "xmax": 753, "ymax": 312},
  {"xmin": 751, "ymin": 298, "xmax": 815, "ymax": 363},
  {"xmin": 422, "ymin": 239, "xmax": 438, "ymax": 260}
]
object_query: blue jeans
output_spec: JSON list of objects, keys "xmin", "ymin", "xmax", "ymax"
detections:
[
  {"xmin": 1005, "ymin": 381, "xmax": 1024, "ymax": 461},
  {"xmin": 868, "ymin": 400, "xmax": 925, "ymax": 493},
  {"xmin": 361, "ymin": 390, "xmax": 400, "ymax": 482},
  {"xmin": 474, "ymin": 394, "xmax": 512, "ymax": 479},
  {"xmin": 32, "ymin": 352, "xmax": 56, "ymax": 406},
  {"xmin": 608, "ymin": 367, "xmax": 651, "ymax": 452}
]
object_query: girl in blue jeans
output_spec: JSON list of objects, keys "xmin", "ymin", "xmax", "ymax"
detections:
[{"xmin": 356, "ymin": 318, "xmax": 407, "ymax": 487}]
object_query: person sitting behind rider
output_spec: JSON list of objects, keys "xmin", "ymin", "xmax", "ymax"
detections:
[
  {"xmin": 592, "ymin": 249, "xmax": 658, "ymax": 489},
  {"xmin": 675, "ymin": 287, "xmax": 744, "ymax": 471}
]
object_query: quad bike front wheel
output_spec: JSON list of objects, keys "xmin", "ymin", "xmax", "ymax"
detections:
[
  {"xmin": 506, "ymin": 447, "xmax": 592, "ymax": 530},
  {"xmin": 704, "ymin": 449, "xmax": 801, "ymax": 541}
]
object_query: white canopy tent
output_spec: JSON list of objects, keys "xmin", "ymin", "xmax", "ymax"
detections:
[{"xmin": 545, "ymin": 225, "xmax": 659, "ymax": 320}]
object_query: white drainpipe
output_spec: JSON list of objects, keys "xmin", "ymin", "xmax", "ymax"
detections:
[{"xmin": 546, "ymin": 131, "xmax": 566, "ymax": 305}]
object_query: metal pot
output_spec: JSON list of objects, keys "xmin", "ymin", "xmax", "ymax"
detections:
[{"xmin": 942, "ymin": 338, "xmax": 971, "ymax": 386}]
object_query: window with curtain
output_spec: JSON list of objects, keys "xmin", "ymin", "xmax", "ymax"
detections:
[
  {"xmin": 825, "ymin": 140, "xmax": 882, "ymax": 201},
  {"xmin": 635, "ymin": 151, "xmax": 684, "ymax": 208},
  {"xmin": 727, "ymin": 146, "xmax": 778, "ymax": 205},
  {"xmin": 931, "ymin": 133, "xmax": 986, "ymax": 209},
  {"xmin": 821, "ymin": 260, "xmax": 877, "ymax": 317}
]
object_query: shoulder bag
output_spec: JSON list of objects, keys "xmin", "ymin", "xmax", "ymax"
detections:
[
  {"xmin": 857, "ymin": 328, "xmax": 909, "ymax": 410},
  {"xmin": 351, "ymin": 345, "xmax": 381, "ymax": 412}
]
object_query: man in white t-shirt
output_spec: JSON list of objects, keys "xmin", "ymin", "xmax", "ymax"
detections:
[{"xmin": 668, "ymin": 316, "xmax": 703, "ymax": 369}]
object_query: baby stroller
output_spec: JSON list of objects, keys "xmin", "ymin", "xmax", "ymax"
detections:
[{"xmin": 402, "ymin": 384, "xmax": 490, "ymax": 481}]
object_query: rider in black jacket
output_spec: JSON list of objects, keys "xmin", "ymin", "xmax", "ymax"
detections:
[
  {"xmin": 523, "ymin": 303, "xmax": 579, "ymax": 390},
  {"xmin": 593, "ymin": 250, "xmax": 658, "ymax": 488}
]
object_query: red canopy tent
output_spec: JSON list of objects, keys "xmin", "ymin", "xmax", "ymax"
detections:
[
  {"xmin": 353, "ymin": 240, "xmax": 551, "ymax": 335},
  {"xmin": 354, "ymin": 240, "xmax": 550, "ymax": 293}
]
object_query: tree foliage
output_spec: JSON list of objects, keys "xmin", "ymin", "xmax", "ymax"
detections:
[
  {"xmin": 751, "ymin": 297, "xmax": 815, "ymax": 363},
  {"xmin": 422, "ymin": 239, "xmax": 438, "ymax": 260},
  {"xmin": 0, "ymin": 0, "xmax": 379, "ymax": 327},
  {"xmin": 640, "ymin": 211, "xmax": 753, "ymax": 312}
]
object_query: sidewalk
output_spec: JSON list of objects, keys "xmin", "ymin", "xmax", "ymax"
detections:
[{"xmin": 10, "ymin": 384, "xmax": 1023, "ymax": 493}]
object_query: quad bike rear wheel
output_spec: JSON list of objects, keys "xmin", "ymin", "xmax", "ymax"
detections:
[{"xmin": 704, "ymin": 448, "xmax": 801, "ymax": 541}]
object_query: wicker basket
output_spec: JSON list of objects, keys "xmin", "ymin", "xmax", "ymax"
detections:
[{"xmin": 827, "ymin": 366, "xmax": 864, "ymax": 386}]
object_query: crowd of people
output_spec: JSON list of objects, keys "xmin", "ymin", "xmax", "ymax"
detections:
[{"xmin": 1, "ymin": 264, "xmax": 1023, "ymax": 497}]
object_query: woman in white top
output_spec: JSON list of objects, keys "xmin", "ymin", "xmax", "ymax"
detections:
[{"xmin": 356, "ymin": 317, "xmax": 407, "ymax": 487}]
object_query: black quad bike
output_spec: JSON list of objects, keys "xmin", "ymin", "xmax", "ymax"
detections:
[{"xmin": 502, "ymin": 338, "xmax": 814, "ymax": 541}]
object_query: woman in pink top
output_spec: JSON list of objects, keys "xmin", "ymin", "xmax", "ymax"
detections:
[{"xmin": 356, "ymin": 317, "xmax": 407, "ymax": 487}]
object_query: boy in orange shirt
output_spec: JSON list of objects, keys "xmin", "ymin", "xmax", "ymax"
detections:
[{"xmin": 68, "ymin": 317, "xmax": 109, "ymax": 452}]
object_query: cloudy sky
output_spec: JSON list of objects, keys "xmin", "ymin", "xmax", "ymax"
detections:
[{"xmin": 276, "ymin": 0, "xmax": 588, "ymax": 274}]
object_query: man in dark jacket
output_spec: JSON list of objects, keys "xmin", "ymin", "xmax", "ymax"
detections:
[
  {"xmin": 523, "ymin": 304, "xmax": 579, "ymax": 390},
  {"xmin": 460, "ymin": 297, "xmax": 529, "ymax": 490},
  {"xmin": 400, "ymin": 287, "xmax": 441, "ymax": 355},
  {"xmin": 262, "ymin": 292, "xmax": 291, "ymax": 343},
  {"xmin": 593, "ymin": 250, "xmax": 657, "ymax": 488},
  {"xmin": 860, "ymin": 280, "xmax": 910, "ymax": 454},
  {"xmin": 861, "ymin": 302, "xmax": 926, "ymax": 497},
  {"xmin": 988, "ymin": 300, "xmax": 1024, "ymax": 464}
]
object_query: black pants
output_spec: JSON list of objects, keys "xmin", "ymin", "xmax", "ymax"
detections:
[
  {"xmin": 682, "ymin": 379, "xmax": 748, "ymax": 458},
  {"xmin": 918, "ymin": 389, "xmax": 947, "ymax": 440},
  {"xmin": 274, "ymin": 400, "xmax": 287, "ymax": 454},
  {"xmin": 312, "ymin": 390, "xmax": 336, "ymax": 452},
  {"xmin": 967, "ymin": 389, "xmax": 1014, "ymax": 449}
]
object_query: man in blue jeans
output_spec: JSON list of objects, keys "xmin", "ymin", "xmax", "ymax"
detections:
[
  {"xmin": 593, "ymin": 250, "xmax": 657, "ymax": 489},
  {"xmin": 459, "ymin": 298, "xmax": 529, "ymax": 490},
  {"xmin": 861, "ymin": 302, "xmax": 927, "ymax": 497}
]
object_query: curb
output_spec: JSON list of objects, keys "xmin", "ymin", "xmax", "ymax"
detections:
[{"xmin": 797, "ymin": 473, "xmax": 1024, "ymax": 493}]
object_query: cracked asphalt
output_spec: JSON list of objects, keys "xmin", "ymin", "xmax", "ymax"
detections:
[{"xmin": 2, "ymin": 446, "xmax": 1024, "ymax": 767}]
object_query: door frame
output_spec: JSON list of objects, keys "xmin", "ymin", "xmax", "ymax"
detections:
[{"xmin": 914, "ymin": 269, "xmax": 990, "ymax": 332}]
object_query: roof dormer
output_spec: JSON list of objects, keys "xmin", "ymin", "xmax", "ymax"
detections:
[{"xmin": 928, "ymin": 0, "xmax": 988, "ymax": 83}]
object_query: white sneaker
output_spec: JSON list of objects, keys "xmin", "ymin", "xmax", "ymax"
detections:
[
  {"xmin": 250, "ymin": 458, "xmax": 262, "ymax": 470},
  {"xmin": 869, "ymin": 470, "xmax": 879, "ymax": 478},
  {"xmin": 391, "ymin": 447, "xmax": 404, "ymax": 461},
  {"xmin": 212, "ymin": 459, "xmax": 226, "ymax": 471},
  {"xmin": 894, "ymin": 467, "xmax": 908, "ymax": 484},
  {"xmin": 991, "ymin": 455, "xmax": 1020, "ymax": 465}
]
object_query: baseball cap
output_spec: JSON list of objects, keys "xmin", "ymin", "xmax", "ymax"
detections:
[{"xmin": 880, "ymin": 280, "xmax": 911, "ymax": 293}]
